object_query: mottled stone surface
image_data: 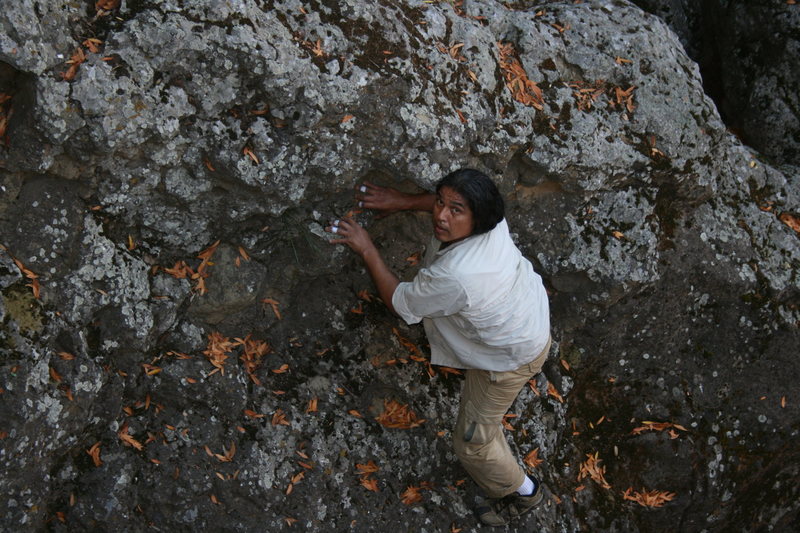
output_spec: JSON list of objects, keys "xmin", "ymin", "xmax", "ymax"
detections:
[{"xmin": 0, "ymin": 1, "xmax": 798, "ymax": 532}]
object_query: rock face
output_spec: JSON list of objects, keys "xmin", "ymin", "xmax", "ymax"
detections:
[
  {"xmin": 0, "ymin": 1, "xmax": 798, "ymax": 531},
  {"xmin": 633, "ymin": 0, "xmax": 800, "ymax": 167}
]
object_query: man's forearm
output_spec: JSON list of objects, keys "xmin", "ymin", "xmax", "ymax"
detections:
[
  {"xmin": 401, "ymin": 192, "xmax": 436, "ymax": 212},
  {"xmin": 361, "ymin": 246, "xmax": 400, "ymax": 314}
]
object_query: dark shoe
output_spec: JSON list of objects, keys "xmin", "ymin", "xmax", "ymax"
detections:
[{"xmin": 476, "ymin": 486, "xmax": 544, "ymax": 527}]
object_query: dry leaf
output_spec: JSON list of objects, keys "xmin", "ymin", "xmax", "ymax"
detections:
[
  {"xmin": 360, "ymin": 477, "xmax": 379, "ymax": 492},
  {"xmin": 497, "ymin": 42, "xmax": 544, "ymax": 110},
  {"xmin": 86, "ymin": 442, "xmax": 102, "ymax": 467},
  {"xmin": 577, "ymin": 452, "xmax": 611, "ymax": 489},
  {"xmin": 401, "ymin": 485, "xmax": 423, "ymax": 505},
  {"xmin": 622, "ymin": 487, "xmax": 676, "ymax": 508},
  {"xmin": 96, "ymin": 0, "xmax": 120, "ymax": 11},
  {"xmin": 631, "ymin": 420, "xmax": 686, "ymax": 436},
  {"xmin": 355, "ymin": 461, "xmax": 380, "ymax": 477},
  {"xmin": 306, "ymin": 397, "xmax": 318, "ymax": 413},
  {"xmin": 271, "ymin": 363, "xmax": 289, "ymax": 374},
  {"xmin": 261, "ymin": 298, "xmax": 282, "ymax": 320},
  {"xmin": 779, "ymin": 213, "xmax": 800, "ymax": 233},
  {"xmin": 375, "ymin": 399, "xmax": 425, "ymax": 429},
  {"xmin": 523, "ymin": 448, "xmax": 543, "ymax": 469},
  {"xmin": 118, "ymin": 422, "xmax": 144, "ymax": 451},
  {"xmin": 272, "ymin": 409, "xmax": 290, "ymax": 426},
  {"xmin": 547, "ymin": 382, "xmax": 564, "ymax": 403},
  {"xmin": 341, "ymin": 114, "xmax": 355, "ymax": 123},
  {"xmin": 242, "ymin": 146, "xmax": 259, "ymax": 164}
]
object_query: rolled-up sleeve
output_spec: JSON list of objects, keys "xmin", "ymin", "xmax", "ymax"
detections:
[{"xmin": 391, "ymin": 267, "xmax": 468, "ymax": 325}]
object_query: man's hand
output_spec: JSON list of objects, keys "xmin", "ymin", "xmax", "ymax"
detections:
[
  {"xmin": 327, "ymin": 217, "xmax": 376, "ymax": 258},
  {"xmin": 356, "ymin": 181, "xmax": 435, "ymax": 215}
]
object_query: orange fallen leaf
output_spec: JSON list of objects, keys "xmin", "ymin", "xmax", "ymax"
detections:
[
  {"xmin": 261, "ymin": 298, "xmax": 282, "ymax": 320},
  {"xmin": 547, "ymin": 382, "xmax": 564, "ymax": 403},
  {"xmin": 375, "ymin": 399, "xmax": 425, "ymax": 429},
  {"xmin": 631, "ymin": 420, "xmax": 686, "ymax": 436},
  {"xmin": 141, "ymin": 363, "xmax": 161, "ymax": 376},
  {"xmin": 244, "ymin": 409, "xmax": 264, "ymax": 419},
  {"xmin": 622, "ymin": 487, "xmax": 676, "ymax": 508},
  {"xmin": 615, "ymin": 56, "xmax": 632, "ymax": 65},
  {"xmin": 49, "ymin": 367, "xmax": 63, "ymax": 383},
  {"xmin": 357, "ymin": 290, "xmax": 373, "ymax": 302},
  {"xmin": 86, "ymin": 442, "xmax": 102, "ymax": 467},
  {"xmin": 118, "ymin": 422, "xmax": 144, "ymax": 451},
  {"xmin": 284, "ymin": 517, "xmax": 298, "ymax": 526},
  {"xmin": 348, "ymin": 409, "xmax": 363, "ymax": 418},
  {"xmin": 58, "ymin": 351, "xmax": 76, "ymax": 361},
  {"xmin": 779, "ymin": 213, "xmax": 800, "ymax": 233},
  {"xmin": 401, "ymin": 485, "xmax": 423, "ymax": 505},
  {"xmin": 355, "ymin": 461, "xmax": 379, "ymax": 477},
  {"xmin": 272, "ymin": 409, "xmax": 290, "ymax": 426},
  {"xmin": 577, "ymin": 452, "xmax": 611, "ymax": 489},
  {"xmin": 523, "ymin": 448, "xmax": 543, "ymax": 469},
  {"xmin": 341, "ymin": 114, "xmax": 355, "ymax": 123},
  {"xmin": 96, "ymin": 0, "xmax": 120, "ymax": 11},
  {"xmin": 360, "ymin": 477, "xmax": 379, "ymax": 492},
  {"xmin": 497, "ymin": 41, "xmax": 544, "ymax": 110},
  {"xmin": 271, "ymin": 363, "xmax": 289, "ymax": 374},
  {"xmin": 306, "ymin": 397, "xmax": 318, "ymax": 413},
  {"xmin": 242, "ymin": 146, "xmax": 259, "ymax": 164}
]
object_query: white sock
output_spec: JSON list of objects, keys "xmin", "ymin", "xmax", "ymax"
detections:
[{"xmin": 516, "ymin": 475, "xmax": 536, "ymax": 496}]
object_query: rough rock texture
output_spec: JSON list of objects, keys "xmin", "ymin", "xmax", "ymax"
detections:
[
  {"xmin": 633, "ymin": 0, "xmax": 800, "ymax": 167},
  {"xmin": 0, "ymin": 1, "xmax": 798, "ymax": 532}
]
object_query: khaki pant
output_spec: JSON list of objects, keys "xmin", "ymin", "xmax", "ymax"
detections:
[{"xmin": 452, "ymin": 338, "xmax": 551, "ymax": 498}]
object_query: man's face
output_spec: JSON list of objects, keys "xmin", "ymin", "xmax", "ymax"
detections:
[{"xmin": 433, "ymin": 186, "xmax": 474, "ymax": 244}]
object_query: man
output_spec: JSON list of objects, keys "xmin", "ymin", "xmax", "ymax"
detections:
[{"xmin": 327, "ymin": 168, "xmax": 551, "ymax": 527}]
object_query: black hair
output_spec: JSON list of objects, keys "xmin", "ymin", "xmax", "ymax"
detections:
[{"xmin": 436, "ymin": 168, "xmax": 505, "ymax": 235}]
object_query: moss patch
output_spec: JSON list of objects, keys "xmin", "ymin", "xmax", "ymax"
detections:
[{"xmin": 2, "ymin": 285, "xmax": 44, "ymax": 335}]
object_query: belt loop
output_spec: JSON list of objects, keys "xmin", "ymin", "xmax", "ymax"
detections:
[{"xmin": 489, "ymin": 370, "xmax": 497, "ymax": 382}]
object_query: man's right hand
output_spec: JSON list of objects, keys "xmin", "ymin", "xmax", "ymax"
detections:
[
  {"xmin": 355, "ymin": 181, "xmax": 435, "ymax": 215},
  {"xmin": 355, "ymin": 181, "xmax": 408, "ymax": 215}
]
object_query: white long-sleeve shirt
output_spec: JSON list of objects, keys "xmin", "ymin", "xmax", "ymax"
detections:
[{"xmin": 392, "ymin": 219, "xmax": 550, "ymax": 372}]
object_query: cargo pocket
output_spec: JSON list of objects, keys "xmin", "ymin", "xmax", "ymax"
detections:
[{"xmin": 461, "ymin": 400, "xmax": 501, "ymax": 446}]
